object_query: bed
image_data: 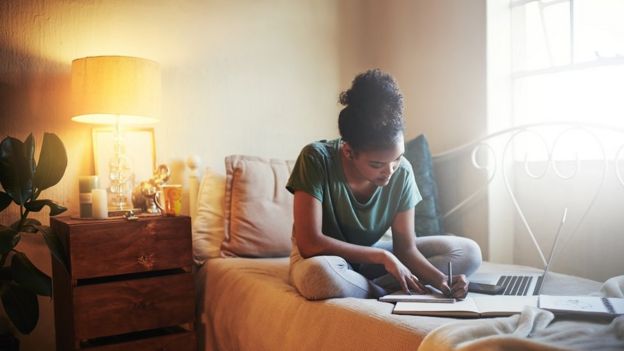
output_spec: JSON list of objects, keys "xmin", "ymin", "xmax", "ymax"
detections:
[{"xmin": 189, "ymin": 123, "xmax": 624, "ymax": 351}]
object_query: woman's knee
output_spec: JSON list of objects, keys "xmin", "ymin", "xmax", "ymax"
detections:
[
  {"xmin": 290, "ymin": 256, "xmax": 366, "ymax": 300},
  {"xmin": 418, "ymin": 235, "xmax": 482, "ymax": 275},
  {"xmin": 455, "ymin": 237, "xmax": 482, "ymax": 276}
]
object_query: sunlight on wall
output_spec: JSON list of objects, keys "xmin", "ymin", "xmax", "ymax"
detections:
[
  {"xmin": 1, "ymin": 2, "xmax": 342, "ymax": 349},
  {"xmin": 1, "ymin": 0, "xmax": 341, "ymax": 191}
]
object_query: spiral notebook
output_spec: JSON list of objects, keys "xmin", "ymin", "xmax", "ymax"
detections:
[{"xmin": 539, "ymin": 295, "xmax": 624, "ymax": 317}]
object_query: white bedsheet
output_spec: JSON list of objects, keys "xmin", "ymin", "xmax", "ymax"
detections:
[{"xmin": 419, "ymin": 276, "xmax": 624, "ymax": 351}]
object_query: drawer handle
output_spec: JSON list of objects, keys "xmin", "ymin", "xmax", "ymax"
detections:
[{"xmin": 137, "ymin": 254, "xmax": 155, "ymax": 270}]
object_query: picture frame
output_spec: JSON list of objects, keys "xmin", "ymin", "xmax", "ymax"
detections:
[{"xmin": 92, "ymin": 127, "xmax": 156, "ymax": 190}]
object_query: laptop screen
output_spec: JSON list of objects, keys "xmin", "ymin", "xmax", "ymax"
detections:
[{"xmin": 535, "ymin": 207, "xmax": 568, "ymax": 295}]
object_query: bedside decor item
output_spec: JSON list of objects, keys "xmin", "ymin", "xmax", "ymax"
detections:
[
  {"xmin": 71, "ymin": 55, "xmax": 161, "ymax": 212},
  {"xmin": 78, "ymin": 175, "xmax": 98, "ymax": 218},
  {"xmin": 91, "ymin": 189, "xmax": 108, "ymax": 219},
  {"xmin": 0, "ymin": 133, "xmax": 69, "ymax": 335},
  {"xmin": 132, "ymin": 164, "xmax": 170, "ymax": 214},
  {"xmin": 50, "ymin": 215, "xmax": 196, "ymax": 350},
  {"xmin": 156, "ymin": 184, "xmax": 182, "ymax": 216},
  {"xmin": 92, "ymin": 127, "xmax": 156, "ymax": 204}
]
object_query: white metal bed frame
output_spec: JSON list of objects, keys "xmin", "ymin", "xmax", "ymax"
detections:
[{"xmin": 432, "ymin": 121, "xmax": 624, "ymax": 268}]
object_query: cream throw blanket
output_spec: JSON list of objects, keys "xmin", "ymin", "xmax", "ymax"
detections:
[{"xmin": 418, "ymin": 276, "xmax": 624, "ymax": 351}]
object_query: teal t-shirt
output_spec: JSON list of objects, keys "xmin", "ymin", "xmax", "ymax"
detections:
[{"xmin": 286, "ymin": 138, "xmax": 422, "ymax": 247}]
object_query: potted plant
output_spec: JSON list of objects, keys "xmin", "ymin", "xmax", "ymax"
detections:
[{"xmin": 0, "ymin": 132, "xmax": 69, "ymax": 347}]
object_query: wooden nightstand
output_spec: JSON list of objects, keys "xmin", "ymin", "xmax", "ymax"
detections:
[{"xmin": 50, "ymin": 215, "xmax": 196, "ymax": 351}]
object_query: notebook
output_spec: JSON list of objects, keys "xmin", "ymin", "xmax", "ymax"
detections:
[
  {"xmin": 379, "ymin": 288, "xmax": 455, "ymax": 303},
  {"xmin": 393, "ymin": 296, "xmax": 538, "ymax": 318},
  {"xmin": 539, "ymin": 295, "xmax": 624, "ymax": 318},
  {"xmin": 468, "ymin": 208, "xmax": 568, "ymax": 297}
]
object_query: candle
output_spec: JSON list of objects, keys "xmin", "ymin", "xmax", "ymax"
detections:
[
  {"xmin": 79, "ymin": 176, "xmax": 99, "ymax": 218},
  {"xmin": 92, "ymin": 189, "xmax": 108, "ymax": 219}
]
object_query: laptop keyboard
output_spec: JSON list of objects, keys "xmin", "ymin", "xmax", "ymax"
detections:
[{"xmin": 496, "ymin": 275, "xmax": 543, "ymax": 296}]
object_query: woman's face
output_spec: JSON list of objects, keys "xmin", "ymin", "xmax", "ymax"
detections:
[{"xmin": 347, "ymin": 136, "xmax": 405, "ymax": 187}]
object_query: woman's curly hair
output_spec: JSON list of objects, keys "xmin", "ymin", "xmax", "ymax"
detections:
[{"xmin": 338, "ymin": 69, "xmax": 405, "ymax": 151}]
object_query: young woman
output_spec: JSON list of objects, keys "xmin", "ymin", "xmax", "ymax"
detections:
[{"xmin": 286, "ymin": 69, "xmax": 482, "ymax": 300}]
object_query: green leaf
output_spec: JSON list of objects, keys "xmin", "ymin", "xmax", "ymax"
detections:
[
  {"xmin": 1, "ymin": 281, "xmax": 39, "ymax": 334},
  {"xmin": 32, "ymin": 133, "xmax": 67, "ymax": 192},
  {"xmin": 10, "ymin": 218, "xmax": 41, "ymax": 233},
  {"xmin": 0, "ymin": 225, "xmax": 19, "ymax": 255},
  {"xmin": 24, "ymin": 133, "xmax": 36, "ymax": 180},
  {"xmin": 24, "ymin": 199, "xmax": 67, "ymax": 216},
  {"xmin": 0, "ymin": 137, "xmax": 34, "ymax": 205},
  {"xmin": 11, "ymin": 252, "xmax": 52, "ymax": 296},
  {"xmin": 0, "ymin": 191, "xmax": 11, "ymax": 212},
  {"xmin": 35, "ymin": 225, "xmax": 68, "ymax": 271}
]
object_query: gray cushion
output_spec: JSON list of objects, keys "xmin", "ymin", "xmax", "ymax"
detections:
[{"xmin": 404, "ymin": 135, "xmax": 445, "ymax": 236}]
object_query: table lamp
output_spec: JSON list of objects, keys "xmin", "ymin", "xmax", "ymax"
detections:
[{"xmin": 71, "ymin": 55, "xmax": 161, "ymax": 211}]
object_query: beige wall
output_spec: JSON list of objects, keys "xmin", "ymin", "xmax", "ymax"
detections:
[
  {"xmin": 340, "ymin": 0, "xmax": 489, "ymax": 254},
  {"xmin": 1, "ymin": 1, "xmax": 488, "ymax": 349},
  {"xmin": 340, "ymin": 0, "xmax": 487, "ymax": 153}
]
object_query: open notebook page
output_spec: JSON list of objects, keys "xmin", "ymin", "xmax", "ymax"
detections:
[
  {"xmin": 393, "ymin": 298, "xmax": 481, "ymax": 317},
  {"xmin": 393, "ymin": 295, "xmax": 538, "ymax": 317}
]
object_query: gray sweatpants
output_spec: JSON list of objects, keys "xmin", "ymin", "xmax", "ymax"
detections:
[{"xmin": 289, "ymin": 235, "xmax": 482, "ymax": 300}]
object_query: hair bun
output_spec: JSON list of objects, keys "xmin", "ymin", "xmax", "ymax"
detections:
[
  {"xmin": 337, "ymin": 69, "xmax": 405, "ymax": 151},
  {"xmin": 339, "ymin": 69, "xmax": 403, "ymax": 112}
]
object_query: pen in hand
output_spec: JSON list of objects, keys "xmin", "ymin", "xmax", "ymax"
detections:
[{"xmin": 447, "ymin": 261, "xmax": 453, "ymax": 298}]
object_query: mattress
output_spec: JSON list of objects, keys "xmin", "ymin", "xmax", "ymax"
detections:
[{"xmin": 195, "ymin": 258, "xmax": 602, "ymax": 351}]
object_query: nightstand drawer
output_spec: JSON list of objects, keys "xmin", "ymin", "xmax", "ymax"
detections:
[
  {"xmin": 67, "ymin": 216, "xmax": 192, "ymax": 279},
  {"xmin": 73, "ymin": 272, "xmax": 195, "ymax": 339}
]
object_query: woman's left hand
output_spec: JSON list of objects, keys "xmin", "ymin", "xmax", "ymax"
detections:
[{"xmin": 435, "ymin": 274, "xmax": 468, "ymax": 299}]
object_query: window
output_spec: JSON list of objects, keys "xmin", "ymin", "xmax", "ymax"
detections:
[
  {"xmin": 511, "ymin": 0, "xmax": 624, "ymax": 126},
  {"xmin": 495, "ymin": 0, "xmax": 624, "ymax": 160}
]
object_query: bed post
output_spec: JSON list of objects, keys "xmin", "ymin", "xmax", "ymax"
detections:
[{"xmin": 187, "ymin": 155, "xmax": 201, "ymax": 221}]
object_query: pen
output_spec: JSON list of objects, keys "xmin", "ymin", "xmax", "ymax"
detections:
[{"xmin": 447, "ymin": 261, "xmax": 453, "ymax": 297}]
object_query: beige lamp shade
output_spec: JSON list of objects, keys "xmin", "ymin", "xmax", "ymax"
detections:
[{"xmin": 71, "ymin": 56, "xmax": 161, "ymax": 124}]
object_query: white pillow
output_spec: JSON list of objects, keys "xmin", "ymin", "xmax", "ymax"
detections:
[
  {"xmin": 192, "ymin": 167, "xmax": 226, "ymax": 265},
  {"xmin": 220, "ymin": 155, "xmax": 295, "ymax": 258}
]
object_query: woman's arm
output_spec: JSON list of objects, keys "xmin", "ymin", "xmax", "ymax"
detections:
[
  {"xmin": 293, "ymin": 191, "xmax": 426, "ymax": 293},
  {"xmin": 392, "ymin": 208, "xmax": 468, "ymax": 298}
]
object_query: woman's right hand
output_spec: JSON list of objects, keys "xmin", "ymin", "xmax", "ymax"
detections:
[{"xmin": 381, "ymin": 251, "xmax": 428, "ymax": 294}]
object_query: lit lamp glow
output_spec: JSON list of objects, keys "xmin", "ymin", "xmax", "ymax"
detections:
[{"xmin": 71, "ymin": 55, "xmax": 161, "ymax": 211}]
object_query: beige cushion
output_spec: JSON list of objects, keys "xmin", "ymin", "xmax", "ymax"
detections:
[
  {"xmin": 192, "ymin": 168, "xmax": 226, "ymax": 265},
  {"xmin": 221, "ymin": 155, "xmax": 295, "ymax": 258}
]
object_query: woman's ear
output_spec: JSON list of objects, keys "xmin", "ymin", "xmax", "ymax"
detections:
[{"xmin": 342, "ymin": 142, "xmax": 355, "ymax": 160}]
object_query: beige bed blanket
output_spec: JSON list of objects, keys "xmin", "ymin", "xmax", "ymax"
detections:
[
  {"xmin": 196, "ymin": 258, "xmax": 449, "ymax": 350},
  {"xmin": 196, "ymin": 258, "xmax": 615, "ymax": 351},
  {"xmin": 418, "ymin": 276, "xmax": 624, "ymax": 351}
]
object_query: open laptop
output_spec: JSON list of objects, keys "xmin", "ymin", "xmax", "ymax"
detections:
[{"xmin": 468, "ymin": 208, "xmax": 568, "ymax": 297}]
